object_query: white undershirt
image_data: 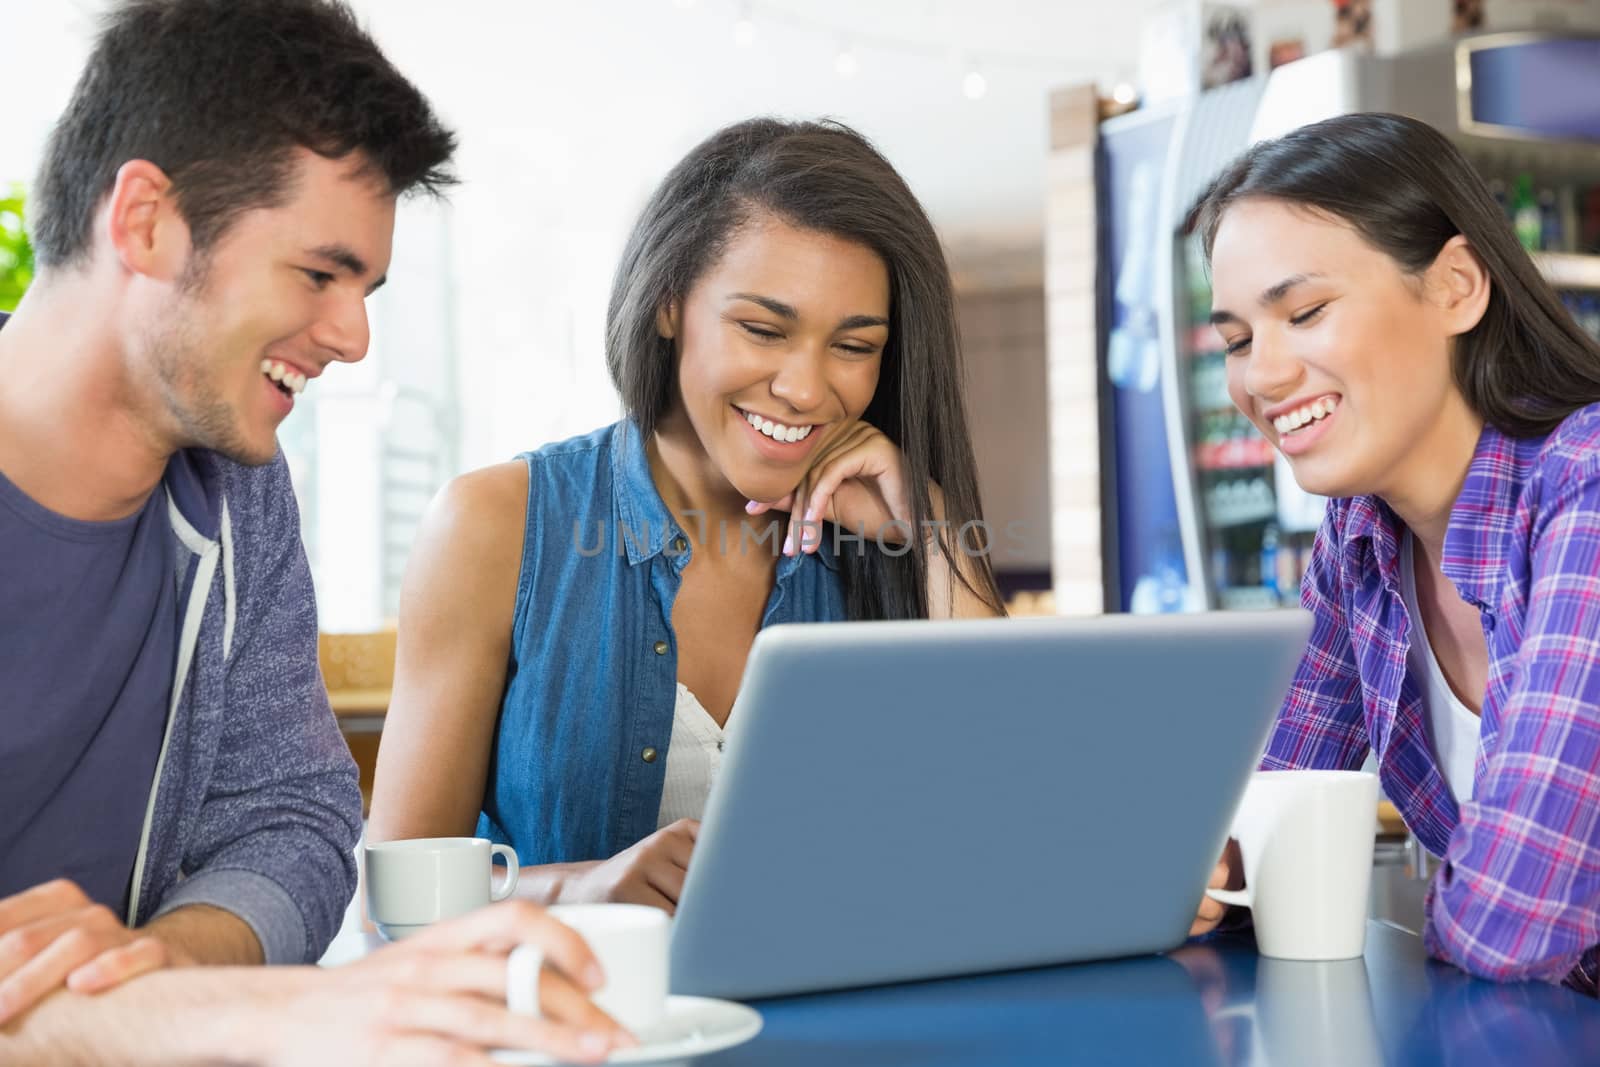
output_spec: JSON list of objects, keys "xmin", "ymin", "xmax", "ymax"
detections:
[
  {"xmin": 655, "ymin": 683, "xmax": 726, "ymax": 829},
  {"xmin": 1399, "ymin": 531, "xmax": 1482, "ymax": 802}
]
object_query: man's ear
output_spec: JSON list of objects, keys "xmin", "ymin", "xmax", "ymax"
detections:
[
  {"xmin": 102, "ymin": 159, "xmax": 191, "ymax": 282},
  {"xmin": 656, "ymin": 300, "xmax": 680, "ymax": 340},
  {"xmin": 1429, "ymin": 234, "xmax": 1491, "ymax": 338}
]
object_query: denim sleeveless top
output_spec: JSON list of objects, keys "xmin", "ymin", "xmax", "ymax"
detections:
[{"xmin": 478, "ymin": 420, "xmax": 846, "ymax": 864}]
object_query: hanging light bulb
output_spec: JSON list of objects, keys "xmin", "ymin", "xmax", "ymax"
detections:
[
  {"xmin": 733, "ymin": 1, "xmax": 755, "ymax": 47},
  {"xmin": 962, "ymin": 69, "xmax": 987, "ymax": 100},
  {"xmin": 1111, "ymin": 82, "xmax": 1138, "ymax": 105},
  {"xmin": 834, "ymin": 40, "xmax": 859, "ymax": 79}
]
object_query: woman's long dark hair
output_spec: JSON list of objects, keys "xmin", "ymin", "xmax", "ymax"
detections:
[
  {"xmin": 1189, "ymin": 112, "xmax": 1600, "ymax": 437},
  {"xmin": 605, "ymin": 117, "xmax": 1003, "ymax": 620}
]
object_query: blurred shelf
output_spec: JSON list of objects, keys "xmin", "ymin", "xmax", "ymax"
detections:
[
  {"xmin": 1196, "ymin": 438, "xmax": 1274, "ymax": 471},
  {"xmin": 1218, "ymin": 585, "xmax": 1284, "ymax": 611},
  {"xmin": 1207, "ymin": 501, "xmax": 1277, "ymax": 527},
  {"xmin": 1535, "ymin": 252, "xmax": 1600, "ymax": 291},
  {"xmin": 1196, "ymin": 457, "xmax": 1273, "ymax": 473},
  {"xmin": 330, "ymin": 687, "xmax": 390, "ymax": 717}
]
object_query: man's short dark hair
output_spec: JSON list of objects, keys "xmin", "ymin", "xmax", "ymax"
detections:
[{"xmin": 30, "ymin": 0, "xmax": 457, "ymax": 270}]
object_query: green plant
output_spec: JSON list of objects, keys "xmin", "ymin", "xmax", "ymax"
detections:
[{"xmin": 0, "ymin": 185, "xmax": 34, "ymax": 312}]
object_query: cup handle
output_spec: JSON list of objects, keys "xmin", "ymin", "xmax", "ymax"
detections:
[
  {"xmin": 1205, "ymin": 886, "xmax": 1250, "ymax": 908},
  {"xmin": 507, "ymin": 944, "xmax": 543, "ymax": 1017},
  {"xmin": 1205, "ymin": 835, "xmax": 1250, "ymax": 909},
  {"xmin": 491, "ymin": 844, "xmax": 520, "ymax": 902}
]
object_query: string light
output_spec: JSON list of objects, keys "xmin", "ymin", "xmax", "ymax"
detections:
[
  {"xmin": 834, "ymin": 41, "xmax": 859, "ymax": 79},
  {"xmin": 677, "ymin": 0, "xmax": 1103, "ymax": 95},
  {"xmin": 732, "ymin": 0, "xmax": 755, "ymax": 47}
]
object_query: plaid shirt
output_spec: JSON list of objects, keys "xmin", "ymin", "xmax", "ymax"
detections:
[{"xmin": 1262, "ymin": 412, "xmax": 1600, "ymax": 997}]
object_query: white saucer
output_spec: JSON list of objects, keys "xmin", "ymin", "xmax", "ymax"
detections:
[{"xmin": 491, "ymin": 995, "xmax": 762, "ymax": 1065}]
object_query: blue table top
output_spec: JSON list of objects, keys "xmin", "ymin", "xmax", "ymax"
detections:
[{"xmin": 692, "ymin": 921, "xmax": 1600, "ymax": 1066}]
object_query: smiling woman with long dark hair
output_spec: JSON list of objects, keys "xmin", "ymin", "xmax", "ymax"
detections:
[
  {"xmin": 1185, "ymin": 112, "xmax": 1600, "ymax": 997},
  {"xmin": 369, "ymin": 117, "xmax": 1004, "ymax": 912}
]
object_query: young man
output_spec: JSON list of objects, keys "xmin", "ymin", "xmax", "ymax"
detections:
[{"xmin": 0, "ymin": 1, "xmax": 630, "ymax": 1060}]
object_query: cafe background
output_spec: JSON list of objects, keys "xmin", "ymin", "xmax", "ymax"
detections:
[
  {"xmin": 6, "ymin": 0, "xmax": 1600, "ymax": 932},
  {"xmin": 9, "ymin": 0, "xmax": 1600, "ymax": 626}
]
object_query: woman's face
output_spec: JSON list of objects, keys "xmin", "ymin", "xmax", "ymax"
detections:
[
  {"xmin": 660, "ymin": 212, "xmax": 889, "ymax": 503},
  {"xmin": 1210, "ymin": 198, "xmax": 1479, "ymax": 501}
]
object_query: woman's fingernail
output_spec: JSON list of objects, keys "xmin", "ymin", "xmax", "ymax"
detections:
[{"xmin": 745, "ymin": 500, "xmax": 760, "ymax": 513}]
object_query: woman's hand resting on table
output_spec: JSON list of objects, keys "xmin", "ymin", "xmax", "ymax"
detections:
[{"xmin": 556, "ymin": 820, "xmax": 700, "ymax": 915}]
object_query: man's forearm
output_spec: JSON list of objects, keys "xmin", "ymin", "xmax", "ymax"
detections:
[
  {"xmin": 146, "ymin": 904, "xmax": 265, "ymax": 966},
  {"xmin": 0, "ymin": 967, "xmax": 272, "ymax": 1066}
]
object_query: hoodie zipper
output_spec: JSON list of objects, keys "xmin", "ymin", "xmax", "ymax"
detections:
[{"xmin": 125, "ymin": 493, "xmax": 228, "ymax": 925}]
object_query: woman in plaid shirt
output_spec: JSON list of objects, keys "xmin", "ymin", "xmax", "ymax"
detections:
[{"xmin": 1186, "ymin": 112, "xmax": 1600, "ymax": 996}]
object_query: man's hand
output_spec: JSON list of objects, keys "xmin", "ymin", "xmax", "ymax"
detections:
[
  {"xmin": 0, "ymin": 880, "xmax": 185, "ymax": 1024},
  {"xmin": 560, "ymin": 820, "xmax": 699, "ymax": 914},
  {"xmin": 257, "ymin": 901, "xmax": 634, "ymax": 1066},
  {"xmin": 1189, "ymin": 839, "xmax": 1245, "ymax": 938}
]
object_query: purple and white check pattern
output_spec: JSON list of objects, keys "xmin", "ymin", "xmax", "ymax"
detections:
[{"xmin": 1262, "ymin": 413, "xmax": 1600, "ymax": 997}]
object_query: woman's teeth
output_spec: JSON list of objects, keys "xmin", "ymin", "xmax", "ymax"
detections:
[
  {"xmin": 1273, "ymin": 396, "xmax": 1339, "ymax": 435},
  {"xmin": 262, "ymin": 359, "xmax": 307, "ymax": 395},
  {"xmin": 743, "ymin": 409, "xmax": 814, "ymax": 443}
]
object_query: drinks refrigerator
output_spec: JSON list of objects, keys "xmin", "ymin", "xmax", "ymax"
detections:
[{"xmin": 1096, "ymin": 34, "xmax": 1600, "ymax": 613}]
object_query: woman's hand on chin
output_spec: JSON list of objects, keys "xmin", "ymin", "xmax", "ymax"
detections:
[{"xmin": 744, "ymin": 419, "xmax": 916, "ymax": 556}]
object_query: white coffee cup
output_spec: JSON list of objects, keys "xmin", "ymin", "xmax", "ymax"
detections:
[
  {"xmin": 1205, "ymin": 770, "xmax": 1379, "ymax": 961},
  {"xmin": 508, "ymin": 903, "xmax": 670, "ymax": 1035},
  {"xmin": 364, "ymin": 837, "xmax": 519, "ymax": 941}
]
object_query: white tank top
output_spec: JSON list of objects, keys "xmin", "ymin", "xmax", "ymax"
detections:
[
  {"xmin": 1399, "ymin": 531, "xmax": 1482, "ymax": 802},
  {"xmin": 655, "ymin": 683, "xmax": 726, "ymax": 829}
]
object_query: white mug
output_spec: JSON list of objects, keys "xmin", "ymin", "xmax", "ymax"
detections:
[
  {"xmin": 364, "ymin": 837, "xmax": 519, "ymax": 941},
  {"xmin": 1206, "ymin": 770, "xmax": 1379, "ymax": 961},
  {"xmin": 509, "ymin": 903, "xmax": 670, "ymax": 1035}
]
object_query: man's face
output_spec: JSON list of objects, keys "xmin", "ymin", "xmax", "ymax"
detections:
[{"xmin": 141, "ymin": 149, "xmax": 396, "ymax": 466}]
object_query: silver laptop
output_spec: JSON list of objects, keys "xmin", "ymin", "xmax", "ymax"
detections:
[{"xmin": 669, "ymin": 610, "xmax": 1313, "ymax": 1000}]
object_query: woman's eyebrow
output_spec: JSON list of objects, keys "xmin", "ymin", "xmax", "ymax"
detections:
[
  {"xmin": 1210, "ymin": 272, "xmax": 1323, "ymax": 325},
  {"xmin": 728, "ymin": 292, "xmax": 797, "ymax": 319},
  {"xmin": 728, "ymin": 293, "xmax": 888, "ymax": 331}
]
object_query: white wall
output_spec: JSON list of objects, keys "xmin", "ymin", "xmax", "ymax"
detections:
[
  {"xmin": 351, "ymin": 1, "xmax": 1179, "ymax": 471},
  {"xmin": 959, "ymin": 287, "xmax": 1051, "ymax": 574}
]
